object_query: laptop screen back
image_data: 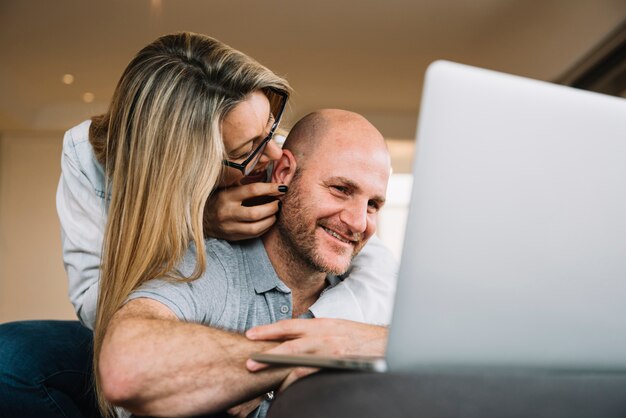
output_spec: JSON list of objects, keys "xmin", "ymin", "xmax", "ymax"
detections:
[{"xmin": 387, "ymin": 60, "xmax": 626, "ymax": 372}]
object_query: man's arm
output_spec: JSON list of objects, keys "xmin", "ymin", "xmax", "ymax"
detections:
[{"xmin": 99, "ymin": 298, "xmax": 291, "ymax": 417}]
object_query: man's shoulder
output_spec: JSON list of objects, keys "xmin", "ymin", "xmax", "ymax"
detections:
[
  {"xmin": 203, "ymin": 238, "xmax": 243, "ymax": 267},
  {"xmin": 177, "ymin": 238, "xmax": 234, "ymax": 275},
  {"xmin": 204, "ymin": 237, "xmax": 236, "ymax": 253},
  {"xmin": 174, "ymin": 238, "xmax": 269, "ymax": 294},
  {"xmin": 180, "ymin": 238, "xmax": 259, "ymax": 279},
  {"xmin": 204, "ymin": 237, "xmax": 264, "ymax": 262}
]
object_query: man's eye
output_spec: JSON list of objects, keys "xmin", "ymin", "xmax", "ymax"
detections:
[
  {"xmin": 368, "ymin": 200, "xmax": 381, "ymax": 211},
  {"xmin": 331, "ymin": 185, "xmax": 348, "ymax": 194}
]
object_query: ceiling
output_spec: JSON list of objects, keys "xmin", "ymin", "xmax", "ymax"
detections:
[{"xmin": 1, "ymin": 0, "xmax": 626, "ymax": 139}]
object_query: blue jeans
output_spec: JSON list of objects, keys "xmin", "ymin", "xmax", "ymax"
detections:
[{"xmin": 0, "ymin": 320, "xmax": 101, "ymax": 418}]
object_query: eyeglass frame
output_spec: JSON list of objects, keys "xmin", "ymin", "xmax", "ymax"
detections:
[{"xmin": 222, "ymin": 89, "xmax": 288, "ymax": 176}]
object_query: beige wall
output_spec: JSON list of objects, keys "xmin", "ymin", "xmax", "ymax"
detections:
[{"xmin": 0, "ymin": 131, "xmax": 76, "ymax": 323}]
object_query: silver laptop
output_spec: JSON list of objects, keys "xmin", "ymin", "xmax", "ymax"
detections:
[{"xmin": 252, "ymin": 60, "xmax": 626, "ymax": 373}]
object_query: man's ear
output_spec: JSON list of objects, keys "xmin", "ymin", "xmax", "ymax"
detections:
[{"xmin": 271, "ymin": 149, "xmax": 297, "ymax": 185}]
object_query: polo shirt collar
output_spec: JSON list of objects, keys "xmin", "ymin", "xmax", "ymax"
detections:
[{"xmin": 244, "ymin": 238, "xmax": 292, "ymax": 294}]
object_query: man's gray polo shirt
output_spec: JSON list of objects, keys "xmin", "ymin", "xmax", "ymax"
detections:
[
  {"xmin": 128, "ymin": 238, "xmax": 335, "ymax": 330},
  {"xmin": 128, "ymin": 238, "xmax": 341, "ymax": 417}
]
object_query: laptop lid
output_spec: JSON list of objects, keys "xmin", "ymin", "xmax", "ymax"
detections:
[{"xmin": 386, "ymin": 60, "xmax": 626, "ymax": 372}]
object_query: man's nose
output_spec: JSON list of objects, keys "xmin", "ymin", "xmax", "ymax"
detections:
[{"xmin": 340, "ymin": 199, "xmax": 369, "ymax": 235}]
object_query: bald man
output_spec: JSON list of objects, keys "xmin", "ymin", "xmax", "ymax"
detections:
[{"xmin": 99, "ymin": 110, "xmax": 393, "ymax": 418}]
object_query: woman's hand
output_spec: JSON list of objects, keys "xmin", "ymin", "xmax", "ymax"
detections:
[{"xmin": 203, "ymin": 182, "xmax": 287, "ymax": 241}]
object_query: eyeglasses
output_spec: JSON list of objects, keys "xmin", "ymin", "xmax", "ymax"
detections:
[{"xmin": 223, "ymin": 90, "xmax": 288, "ymax": 176}]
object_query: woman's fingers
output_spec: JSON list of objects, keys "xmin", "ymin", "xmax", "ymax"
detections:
[
  {"xmin": 228, "ymin": 214, "xmax": 277, "ymax": 239},
  {"xmin": 234, "ymin": 200, "xmax": 280, "ymax": 222},
  {"xmin": 227, "ymin": 182, "xmax": 287, "ymax": 201},
  {"xmin": 204, "ymin": 182, "xmax": 285, "ymax": 240}
]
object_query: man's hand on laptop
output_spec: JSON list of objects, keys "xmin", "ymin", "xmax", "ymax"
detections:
[{"xmin": 245, "ymin": 318, "xmax": 388, "ymax": 372}]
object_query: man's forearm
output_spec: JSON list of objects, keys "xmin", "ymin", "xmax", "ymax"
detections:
[{"xmin": 100, "ymin": 300, "xmax": 290, "ymax": 416}]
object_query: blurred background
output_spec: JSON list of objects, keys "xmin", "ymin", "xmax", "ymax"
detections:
[{"xmin": 1, "ymin": 0, "xmax": 626, "ymax": 322}]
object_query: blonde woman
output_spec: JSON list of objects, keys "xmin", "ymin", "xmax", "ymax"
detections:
[{"xmin": 0, "ymin": 32, "xmax": 396, "ymax": 417}]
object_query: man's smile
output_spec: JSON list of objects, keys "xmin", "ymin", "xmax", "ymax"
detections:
[{"xmin": 320, "ymin": 225, "xmax": 357, "ymax": 246}]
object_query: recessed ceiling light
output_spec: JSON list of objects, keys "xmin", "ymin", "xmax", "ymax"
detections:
[
  {"xmin": 151, "ymin": 0, "xmax": 162, "ymax": 14},
  {"xmin": 62, "ymin": 74, "xmax": 74, "ymax": 85},
  {"xmin": 83, "ymin": 92, "xmax": 95, "ymax": 103}
]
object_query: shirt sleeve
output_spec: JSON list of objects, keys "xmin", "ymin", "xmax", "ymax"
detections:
[
  {"xmin": 127, "ymin": 245, "xmax": 229, "ymax": 323},
  {"xmin": 128, "ymin": 279, "xmax": 199, "ymax": 321},
  {"xmin": 56, "ymin": 126, "xmax": 106, "ymax": 330},
  {"xmin": 308, "ymin": 234, "xmax": 398, "ymax": 325}
]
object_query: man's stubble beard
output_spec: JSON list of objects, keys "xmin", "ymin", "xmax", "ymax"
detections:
[{"xmin": 276, "ymin": 174, "xmax": 365, "ymax": 276}]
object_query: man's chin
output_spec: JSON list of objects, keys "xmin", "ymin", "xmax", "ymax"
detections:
[{"xmin": 312, "ymin": 252, "xmax": 353, "ymax": 276}]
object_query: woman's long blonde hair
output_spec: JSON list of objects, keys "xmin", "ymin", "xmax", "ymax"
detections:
[{"xmin": 91, "ymin": 32, "xmax": 290, "ymax": 414}]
